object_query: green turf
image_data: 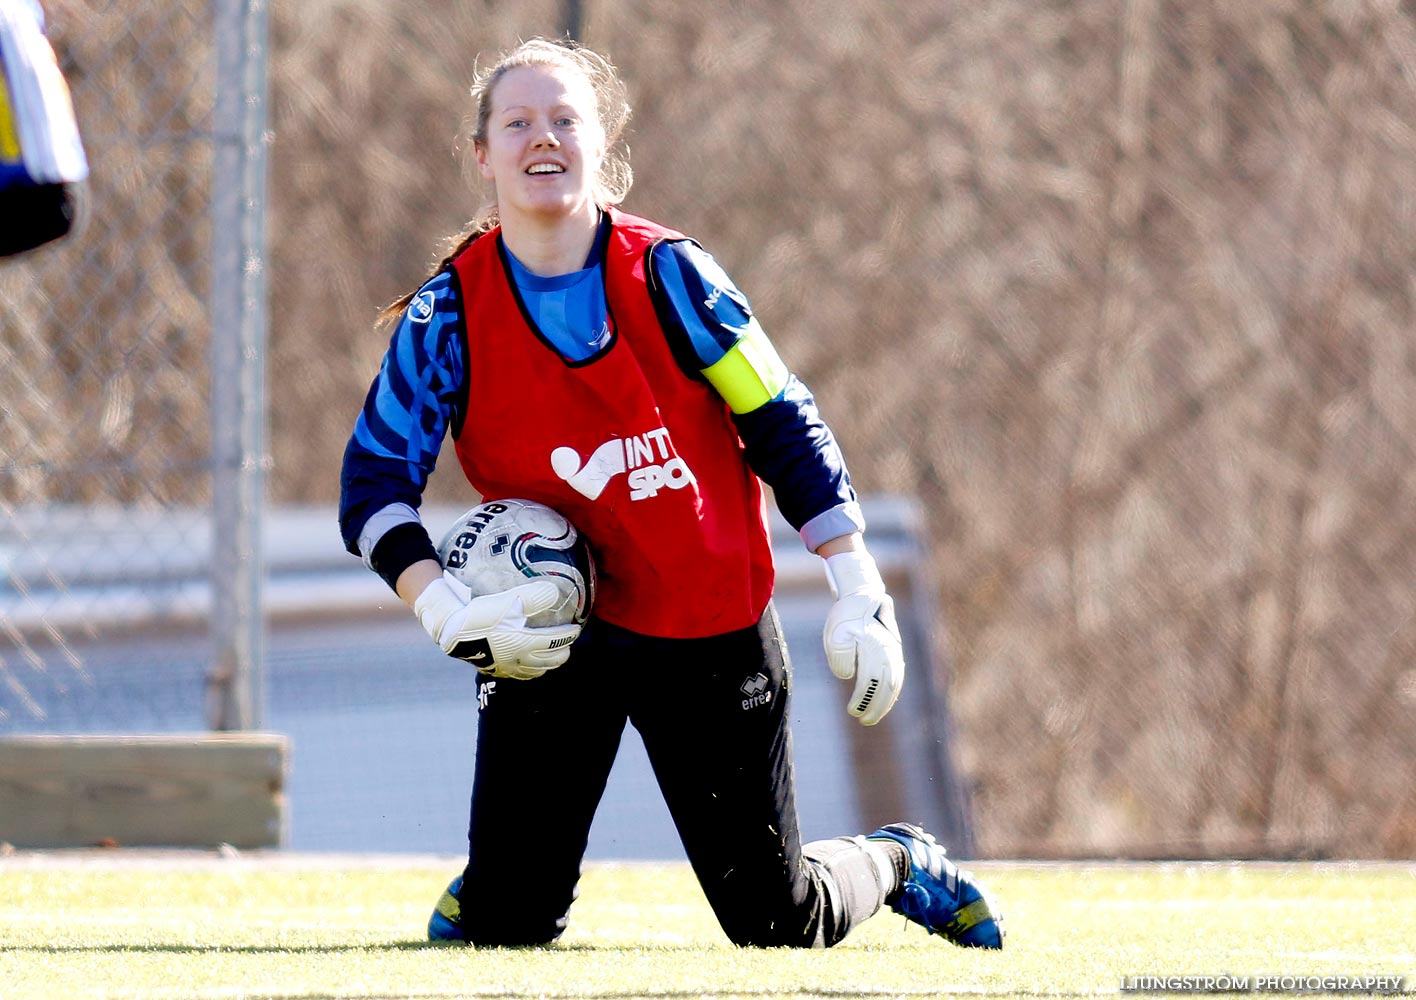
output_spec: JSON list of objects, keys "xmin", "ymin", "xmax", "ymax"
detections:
[{"xmin": 1, "ymin": 857, "xmax": 1412, "ymax": 999}]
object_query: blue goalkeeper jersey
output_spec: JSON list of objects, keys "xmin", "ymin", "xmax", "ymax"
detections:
[{"xmin": 340, "ymin": 219, "xmax": 863, "ymax": 568}]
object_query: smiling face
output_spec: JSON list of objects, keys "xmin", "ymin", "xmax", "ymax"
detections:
[{"xmin": 475, "ymin": 63, "xmax": 607, "ymax": 226}]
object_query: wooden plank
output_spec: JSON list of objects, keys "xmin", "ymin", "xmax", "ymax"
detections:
[{"xmin": 0, "ymin": 734, "xmax": 288, "ymax": 849}]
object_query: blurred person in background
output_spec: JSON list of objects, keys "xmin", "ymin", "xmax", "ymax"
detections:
[
  {"xmin": 338, "ymin": 37, "xmax": 1003, "ymax": 951},
  {"xmin": 0, "ymin": 0, "xmax": 87, "ymax": 258}
]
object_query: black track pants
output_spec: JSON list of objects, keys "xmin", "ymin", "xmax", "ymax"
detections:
[{"xmin": 455, "ymin": 603, "xmax": 891, "ymax": 947}]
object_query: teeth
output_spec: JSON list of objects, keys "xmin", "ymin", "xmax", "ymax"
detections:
[{"xmin": 527, "ymin": 163, "xmax": 564, "ymax": 174}]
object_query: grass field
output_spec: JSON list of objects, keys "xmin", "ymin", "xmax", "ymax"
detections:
[{"xmin": 2, "ymin": 853, "xmax": 1412, "ymax": 1000}]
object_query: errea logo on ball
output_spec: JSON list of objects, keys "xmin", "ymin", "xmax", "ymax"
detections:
[{"xmin": 551, "ymin": 428, "xmax": 696, "ymax": 502}]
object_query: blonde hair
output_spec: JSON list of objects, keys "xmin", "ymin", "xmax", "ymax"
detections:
[{"xmin": 381, "ymin": 38, "xmax": 633, "ymax": 324}]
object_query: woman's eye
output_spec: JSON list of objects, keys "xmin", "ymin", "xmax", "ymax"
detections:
[{"xmin": 556, "ymin": 117, "xmax": 576, "ymax": 127}]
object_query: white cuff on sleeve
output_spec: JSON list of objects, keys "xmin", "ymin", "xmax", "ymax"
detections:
[
  {"xmin": 800, "ymin": 501, "xmax": 866, "ymax": 552},
  {"xmin": 357, "ymin": 502, "xmax": 423, "ymax": 570}
]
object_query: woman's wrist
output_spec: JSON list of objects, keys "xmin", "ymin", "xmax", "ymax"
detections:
[
  {"xmin": 822, "ymin": 547, "xmax": 885, "ymax": 599},
  {"xmin": 396, "ymin": 559, "xmax": 446, "ymax": 608}
]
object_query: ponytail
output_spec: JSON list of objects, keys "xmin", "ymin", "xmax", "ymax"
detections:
[{"xmin": 377, "ymin": 214, "xmax": 498, "ymax": 327}]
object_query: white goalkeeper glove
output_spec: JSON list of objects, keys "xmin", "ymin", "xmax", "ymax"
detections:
[
  {"xmin": 413, "ymin": 572, "xmax": 580, "ymax": 680},
  {"xmin": 822, "ymin": 549, "xmax": 904, "ymax": 726}
]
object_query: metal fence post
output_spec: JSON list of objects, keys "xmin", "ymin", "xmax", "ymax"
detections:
[
  {"xmin": 207, "ymin": 0, "xmax": 270, "ymax": 731},
  {"xmin": 561, "ymin": 0, "xmax": 584, "ymax": 41}
]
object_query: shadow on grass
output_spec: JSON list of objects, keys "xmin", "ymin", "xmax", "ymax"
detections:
[
  {"xmin": 10, "ymin": 946, "xmax": 1100, "ymax": 998},
  {"xmin": 81, "ymin": 994, "xmax": 1105, "ymax": 1000},
  {"xmin": 8, "ymin": 942, "xmax": 733, "ymax": 954},
  {"xmin": 8, "ymin": 942, "xmax": 437, "ymax": 954},
  {"xmin": 6, "ymin": 958, "xmax": 1095, "ymax": 1000},
  {"xmin": 7, "ymin": 941, "xmax": 783, "ymax": 954},
  {"xmin": 20, "ymin": 940, "xmax": 973, "ymax": 955}
]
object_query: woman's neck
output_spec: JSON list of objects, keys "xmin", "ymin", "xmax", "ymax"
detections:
[{"xmin": 498, "ymin": 202, "xmax": 602, "ymax": 276}]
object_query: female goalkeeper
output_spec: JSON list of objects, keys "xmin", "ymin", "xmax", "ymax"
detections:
[{"xmin": 338, "ymin": 37, "xmax": 1002, "ymax": 951}]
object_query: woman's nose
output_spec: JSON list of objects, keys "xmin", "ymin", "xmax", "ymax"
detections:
[{"xmin": 531, "ymin": 130, "xmax": 560, "ymax": 148}]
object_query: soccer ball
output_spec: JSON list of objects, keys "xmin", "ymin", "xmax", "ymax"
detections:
[{"xmin": 435, "ymin": 499, "xmax": 595, "ymax": 628}]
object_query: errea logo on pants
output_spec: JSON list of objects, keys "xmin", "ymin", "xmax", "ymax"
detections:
[
  {"xmin": 551, "ymin": 428, "xmax": 696, "ymax": 501},
  {"xmin": 740, "ymin": 672, "xmax": 771, "ymax": 710}
]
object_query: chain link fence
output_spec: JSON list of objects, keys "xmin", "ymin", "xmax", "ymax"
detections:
[{"xmin": 1, "ymin": 0, "xmax": 265, "ymax": 730}]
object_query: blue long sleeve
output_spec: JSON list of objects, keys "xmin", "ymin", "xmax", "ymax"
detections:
[
  {"xmin": 730, "ymin": 376, "xmax": 862, "ymax": 546},
  {"xmin": 339, "ymin": 272, "xmax": 465, "ymax": 559},
  {"xmin": 649, "ymin": 240, "xmax": 863, "ymax": 546}
]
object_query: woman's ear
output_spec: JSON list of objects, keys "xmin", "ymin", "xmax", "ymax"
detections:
[{"xmin": 474, "ymin": 141, "xmax": 494, "ymax": 181}]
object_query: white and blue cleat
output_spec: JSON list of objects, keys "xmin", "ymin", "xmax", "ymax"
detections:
[
  {"xmin": 427, "ymin": 875, "xmax": 466, "ymax": 942},
  {"xmin": 867, "ymin": 823, "xmax": 1005, "ymax": 949}
]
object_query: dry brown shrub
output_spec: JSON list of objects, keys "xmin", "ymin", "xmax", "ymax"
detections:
[
  {"xmin": 590, "ymin": 1, "xmax": 1416, "ymax": 857},
  {"xmin": 1, "ymin": 0, "xmax": 212, "ymax": 508}
]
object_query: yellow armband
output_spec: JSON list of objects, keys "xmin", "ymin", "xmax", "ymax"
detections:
[{"xmin": 701, "ymin": 318, "xmax": 790, "ymax": 414}]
